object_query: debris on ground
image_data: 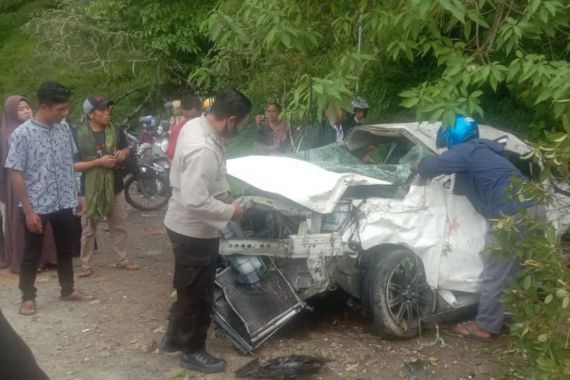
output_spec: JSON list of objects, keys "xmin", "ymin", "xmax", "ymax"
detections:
[
  {"xmin": 404, "ymin": 357, "xmax": 431, "ymax": 375},
  {"xmin": 235, "ymin": 355, "xmax": 332, "ymax": 379}
]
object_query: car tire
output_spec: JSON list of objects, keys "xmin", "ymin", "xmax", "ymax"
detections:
[{"xmin": 361, "ymin": 247, "xmax": 433, "ymax": 339}]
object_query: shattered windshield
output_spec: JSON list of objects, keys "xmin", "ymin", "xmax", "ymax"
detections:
[{"xmin": 292, "ymin": 132, "xmax": 433, "ymax": 185}]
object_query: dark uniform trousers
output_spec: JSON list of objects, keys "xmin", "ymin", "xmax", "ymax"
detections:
[{"xmin": 165, "ymin": 228, "xmax": 219, "ymax": 353}]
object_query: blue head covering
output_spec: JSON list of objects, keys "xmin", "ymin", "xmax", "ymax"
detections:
[{"xmin": 442, "ymin": 115, "xmax": 479, "ymax": 148}]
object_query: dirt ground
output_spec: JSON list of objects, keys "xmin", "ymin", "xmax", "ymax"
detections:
[{"xmin": 0, "ymin": 209, "xmax": 513, "ymax": 380}]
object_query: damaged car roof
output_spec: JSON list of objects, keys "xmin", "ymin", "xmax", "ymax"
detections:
[
  {"xmin": 226, "ymin": 155, "xmax": 389, "ymax": 214},
  {"xmin": 356, "ymin": 122, "xmax": 532, "ymax": 155}
]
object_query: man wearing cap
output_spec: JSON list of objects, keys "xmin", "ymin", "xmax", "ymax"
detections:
[{"xmin": 74, "ymin": 96, "xmax": 139, "ymax": 277}]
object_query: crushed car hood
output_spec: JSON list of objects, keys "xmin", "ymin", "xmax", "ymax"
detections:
[{"xmin": 227, "ymin": 156, "xmax": 390, "ymax": 214}]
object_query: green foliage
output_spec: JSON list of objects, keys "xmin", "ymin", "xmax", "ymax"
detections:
[
  {"xmin": 198, "ymin": 0, "xmax": 569, "ymax": 136},
  {"xmin": 375, "ymin": 0, "xmax": 570, "ymax": 133},
  {"xmin": 494, "ymin": 132, "xmax": 570, "ymax": 378},
  {"xmin": 195, "ymin": 0, "xmax": 372, "ymax": 121},
  {"xmin": 1, "ymin": 0, "xmax": 218, "ymax": 123},
  {"xmin": 0, "ymin": 0, "xmax": 57, "ymax": 100}
]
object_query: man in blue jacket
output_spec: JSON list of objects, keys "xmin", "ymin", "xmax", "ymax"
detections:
[{"xmin": 416, "ymin": 116, "xmax": 542, "ymax": 339}]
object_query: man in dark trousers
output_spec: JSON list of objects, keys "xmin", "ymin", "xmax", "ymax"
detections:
[
  {"xmin": 5, "ymin": 81, "xmax": 92, "ymax": 316},
  {"xmin": 416, "ymin": 115, "xmax": 542, "ymax": 339},
  {"xmin": 162, "ymin": 87, "xmax": 251, "ymax": 373}
]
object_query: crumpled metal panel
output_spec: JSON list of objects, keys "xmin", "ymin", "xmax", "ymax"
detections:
[
  {"xmin": 344, "ymin": 181, "xmax": 486, "ymax": 294},
  {"xmin": 227, "ymin": 155, "xmax": 389, "ymax": 214}
]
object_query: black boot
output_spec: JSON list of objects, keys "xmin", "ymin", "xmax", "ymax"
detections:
[{"xmin": 180, "ymin": 349, "xmax": 226, "ymax": 374}]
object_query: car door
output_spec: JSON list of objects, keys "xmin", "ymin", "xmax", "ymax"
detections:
[{"xmin": 432, "ymin": 174, "xmax": 487, "ymax": 294}]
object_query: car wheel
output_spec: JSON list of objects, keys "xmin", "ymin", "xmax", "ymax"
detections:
[
  {"xmin": 361, "ymin": 248, "xmax": 434, "ymax": 339},
  {"xmin": 124, "ymin": 172, "xmax": 171, "ymax": 211}
]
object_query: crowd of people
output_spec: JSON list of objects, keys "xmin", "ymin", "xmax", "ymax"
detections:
[
  {"xmin": 0, "ymin": 79, "xmax": 542, "ymax": 377},
  {"xmin": 0, "ymin": 82, "xmax": 254, "ymax": 377}
]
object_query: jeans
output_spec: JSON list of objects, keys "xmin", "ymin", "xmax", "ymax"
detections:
[
  {"xmin": 475, "ymin": 206, "xmax": 546, "ymax": 333},
  {"xmin": 20, "ymin": 208, "xmax": 75, "ymax": 301}
]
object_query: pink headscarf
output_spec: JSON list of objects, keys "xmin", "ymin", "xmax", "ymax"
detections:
[{"xmin": 0, "ymin": 96, "xmax": 30, "ymax": 188}]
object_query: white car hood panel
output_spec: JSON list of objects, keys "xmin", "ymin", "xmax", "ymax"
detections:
[{"xmin": 227, "ymin": 156, "xmax": 390, "ymax": 214}]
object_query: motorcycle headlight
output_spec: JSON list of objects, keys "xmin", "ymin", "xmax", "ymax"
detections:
[{"xmin": 160, "ymin": 140, "xmax": 168, "ymax": 153}]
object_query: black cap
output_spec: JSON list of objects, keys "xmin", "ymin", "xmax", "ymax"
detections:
[{"xmin": 83, "ymin": 96, "xmax": 114, "ymax": 114}]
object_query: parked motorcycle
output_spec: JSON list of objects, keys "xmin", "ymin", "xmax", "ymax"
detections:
[{"xmin": 121, "ymin": 125, "xmax": 171, "ymax": 211}]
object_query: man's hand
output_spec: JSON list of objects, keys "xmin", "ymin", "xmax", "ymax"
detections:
[
  {"xmin": 255, "ymin": 114, "xmax": 265, "ymax": 127},
  {"xmin": 98, "ymin": 155, "xmax": 117, "ymax": 169},
  {"xmin": 411, "ymin": 160, "xmax": 420, "ymax": 172},
  {"xmin": 77, "ymin": 196, "xmax": 85, "ymax": 216},
  {"xmin": 232, "ymin": 200, "xmax": 245, "ymax": 220},
  {"xmin": 25, "ymin": 211, "xmax": 43, "ymax": 234},
  {"xmin": 114, "ymin": 149, "xmax": 129, "ymax": 163}
]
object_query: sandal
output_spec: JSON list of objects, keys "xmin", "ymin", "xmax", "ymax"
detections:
[
  {"xmin": 19, "ymin": 300, "xmax": 37, "ymax": 316},
  {"xmin": 78, "ymin": 267, "xmax": 95, "ymax": 278},
  {"xmin": 455, "ymin": 321, "xmax": 494, "ymax": 340},
  {"xmin": 60, "ymin": 291, "xmax": 94, "ymax": 302},
  {"xmin": 111, "ymin": 261, "xmax": 140, "ymax": 271}
]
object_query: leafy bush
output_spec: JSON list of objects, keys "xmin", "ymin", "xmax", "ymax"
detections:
[{"xmin": 494, "ymin": 131, "xmax": 570, "ymax": 378}]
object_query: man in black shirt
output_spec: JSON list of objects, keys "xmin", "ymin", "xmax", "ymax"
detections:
[{"xmin": 74, "ymin": 96, "xmax": 139, "ymax": 277}]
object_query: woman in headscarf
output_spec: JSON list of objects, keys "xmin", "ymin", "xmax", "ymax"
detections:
[{"xmin": 0, "ymin": 95, "xmax": 57, "ymax": 273}]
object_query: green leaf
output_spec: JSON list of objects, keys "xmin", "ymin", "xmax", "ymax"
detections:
[
  {"xmin": 544, "ymin": 294, "xmax": 553, "ymax": 304},
  {"xmin": 463, "ymin": 20, "xmax": 471, "ymax": 39},
  {"xmin": 489, "ymin": 74, "xmax": 498, "ymax": 91},
  {"xmin": 537, "ymin": 333, "xmax": 548, "ymax": 343},
  {"xmin": 438, "ymin": 0, "xmax": 466, "ymax": 23},
  {"xmin": 401, "ymin": 97, "xmax": 419, "ymax": 108},
  {"xmin": 400, "ymin": 90, "xmax": 417, "ymax": 98},
  {"xmin": 466, "ymin": 11, "xmax": 490, "ymax": 29},
  {"xmin": 280, "ymin": 32, "xmax": 292, "ymax": 49},
  {"xmin": 446, "ymin": 64, "xmax": 462, "ymax": 77},
  {"xmin": 556, "ymin": 289, "xmax": 569, "ymax": 298},
  {"xmin": 564, "ymin": 297, "xmax": 570, "ymax": 309},
  {"xmin": 471, "ymin": 90, "xmax": 483, "ymax": 98},
  {"xmin": 523, "ymin": 276, "xmax": 532, "ymax": 290}
]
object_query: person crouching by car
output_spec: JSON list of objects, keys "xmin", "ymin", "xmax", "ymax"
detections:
[
  {"xmin": 73, "ymin": 96, "xmax": 139, "ymax": 278},
  {"xmin": 161, "ymin": 87, "xmax": 250, "ymax": 374},
  {"xmin": 414, "ymin": 115, "xmax": 544, "ymax": 340}
]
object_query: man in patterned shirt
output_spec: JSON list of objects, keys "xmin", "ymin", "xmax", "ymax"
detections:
[{"xmin": 5, "ymin": 81, "xmax": 93, "ymax": 316}]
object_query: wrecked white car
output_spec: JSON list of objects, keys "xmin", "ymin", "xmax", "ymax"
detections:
[{"xmin": 213, "ymin": 122, "xmax": 570, "ymax": 354}]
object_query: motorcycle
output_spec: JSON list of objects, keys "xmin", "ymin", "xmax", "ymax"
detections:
[{"xmin": 121, "ymin": 125, "xmax": 171, "ymax": 211}]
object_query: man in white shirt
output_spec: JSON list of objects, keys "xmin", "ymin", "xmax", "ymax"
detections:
[{"xmin": 161, "ymin": 87, "xmax": 251, "ymax": 374}]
